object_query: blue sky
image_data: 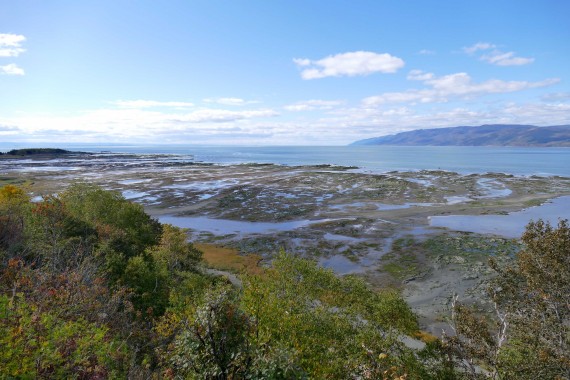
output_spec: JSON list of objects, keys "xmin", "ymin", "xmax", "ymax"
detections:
[{"xmin": 1, "ymin": 1, "xmax": 569, "ymax": 145}]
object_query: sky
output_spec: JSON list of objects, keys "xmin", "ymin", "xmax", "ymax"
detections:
[{"xmin": 1, "ymin": 0, "xmax": 569, "ymax": 145}]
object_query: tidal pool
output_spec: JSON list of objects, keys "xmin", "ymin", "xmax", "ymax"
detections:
[
  {"xmin": 319, "ymin": 255, "xmax": 364, "ymax": 275},
  {"xmin": 122, "ymin": 190, "xmax": 150, "ymax": 199},
  {"xmin": 159, "ymin": 215, "xmax": 335, "ymax": 236},
  {"xmin": 476, "ymin": 178, "xmax": 512, "ymax": 199},
  {"xmin": 429, "ymin": 196, "xmax": 570, "ymax": 238}
]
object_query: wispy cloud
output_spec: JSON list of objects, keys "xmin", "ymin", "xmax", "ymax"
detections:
[
  {"xmin": 406, "ymin": 69, "xmax": 434, "ymax": 81},
  {"xmin": 463, "ymin": 42, "xmax": 496, "ymax": 55},
  {"xmin": 541, "ymin": 92, "xmax": 570, "ymax": 102},
  {"xmin": 363, "ymin": 71, "xmax": 558, "ymax": 105},
  {"xmin": 319, "ymin": 101, "xmax": 570, "ymax": 141},
  {"xmin": 1, "ymin": 106, "xmax": 280, "ymax": 143},
  {"xmin": 203, "ymin": 97, "xmax": 259, "ymax": 106},
  {"xmin": 114, "ymin": 100, "xmax": 194, "ymax": 108},
  {"xmin": 463, "ymin": 42, "xmax": 534, "ymax": 66},
  {"xmin": 3, "ymin": 98, "xmax": 570, "ymax": 145},
  {"xmin": 418, "ymin": 49, "xmax": 435, "ymax": 55},
  {"xmin": 0, "ymin": 124, "xmax": 20, "ymax": 133},
  {"xmin": 293, "ymin": 51, "xmax": 404, "ymax": 79},
  {"xmin": 0, "ymin": 33, "xmax": 26, "ymax": 57},
  {"xmin": 284, "ymin": 99, "xmax": 344, "ymax": 111},
  {"xmin": 172, "ymin": 109, "xmax": 278, "ymax": 123},
  {"xmin": 0, "ymin": 63, "xmax": 25, "ymax": 76},
  {"xmin": 480, "ymin": 51, "xmax": 534, "ymax": 66}
]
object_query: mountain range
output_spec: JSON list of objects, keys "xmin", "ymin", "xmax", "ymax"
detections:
[{"xmin": 350, "ymin": 124, "xmax": 570, "ymax": 147}]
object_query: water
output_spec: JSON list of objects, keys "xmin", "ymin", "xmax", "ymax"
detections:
[
  {"xmin": 3, "ymin": 143, "xmax": 569, "ymax": 176},
  {"xmin": 159, "ymin": 215, "xmax": 335, "ymax": 236},
  {"xmin": 429, "ymin": 196, "xmax": 570, "ymax": 238},
  {"xmin": 319, "ymin": 255, "xmax": 364, "ymax": 275}
]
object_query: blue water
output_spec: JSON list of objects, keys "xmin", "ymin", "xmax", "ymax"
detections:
[
  {"xmin": 430, "ymin": 196, "xmax": 570, "ymax": 238},
  {"xmin": 2, "ymin": 143, "xmax": 569, "ymax": 176}
]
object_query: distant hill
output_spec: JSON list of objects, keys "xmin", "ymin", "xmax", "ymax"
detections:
[{"xmin": 350, "ymin": 124, "xmax": 570, "ymax": 147}]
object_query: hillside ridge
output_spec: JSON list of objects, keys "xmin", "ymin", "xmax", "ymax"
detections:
[{"xmin": 351, "ymin": 124, "xmax": 570, "ymax": 147}]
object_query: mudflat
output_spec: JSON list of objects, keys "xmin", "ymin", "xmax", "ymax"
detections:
[{"xmin": 3, "ymin": 152, "xmax": 569, "ymax": 336}]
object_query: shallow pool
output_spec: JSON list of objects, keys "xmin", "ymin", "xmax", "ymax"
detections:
[{"xmin": 429, "ymin": 196, "xmax": 570, "ymax": 238}]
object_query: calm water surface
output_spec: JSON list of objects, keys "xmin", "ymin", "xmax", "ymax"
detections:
[
  {"xmin": 430, "ymin": 196, "xmax": 570, "ymax": 238},
  {"xmin": 3, "ymin": 144, "xmax": 568, "ymax": 176}
]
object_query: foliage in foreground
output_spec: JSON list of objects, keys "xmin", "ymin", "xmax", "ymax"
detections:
[
  {"xmin": 159, "ymin": 254, "xmax": 458, "ymax": 379},
  {"xmin": 2, "ymin": 183, "xmax": 568, "ymax": 379},
  {"xmin": 446, "ymin": 219, "xmax": 570, "ymax": 379}
]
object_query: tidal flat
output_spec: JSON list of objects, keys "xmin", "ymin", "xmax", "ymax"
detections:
[{"xmin": 2, "ymin": 152, "xmax": 570, "ymax": 336}]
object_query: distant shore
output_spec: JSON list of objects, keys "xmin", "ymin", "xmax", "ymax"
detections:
[{"xmin": 0, "ymin": 148, "xmax": 90, "ymax": 159}]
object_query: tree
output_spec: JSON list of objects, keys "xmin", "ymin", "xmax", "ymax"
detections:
[
  {"xmin": 163, "ymin": 284, "xmax": 305, "ymax": 379},
  {"xmin": 241, "ymin": 252, "xmax": 425, "ymax": 379},
  {"xmin": 60, "ymin": 183, "xmax": 162, "ymax": 261},
  {"xmin": 446, "ymin": 219, "xmax": 570, "ymax": 379},
  {"xmin": 122, "ymin": 254, "xmax": 169, "ymax": 317},
  {"xmin": 26, "ymin": 195, "xmax": 97, "ymax": 272},
  {"xmin": 0, "ymin": 294, "xmax": 127, "ymax": 378},
  {"xmin": 168, "ymin": 285, "xmax": 254, "ymax": 379},
  {"xmin": 151, "ymin": 223, "xmax": 202, "ymax": 274},
  {"xmin": 0, "ymin": 185, "xmax": 29, "ymax": 258}
]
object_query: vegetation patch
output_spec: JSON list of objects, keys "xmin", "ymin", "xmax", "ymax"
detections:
[
  {"xmin": 196, "ymin": 243, "xmax": 263, "ymax": 275},
  {"xmin": 379, "ymin": 236, "xmax": 423, "ymax": 281},
  {"xmin": 0, "ymin": 176, "xmax": 27, "ymax": 187},
  {"xmin": 0, "ymin": 148, "xmax": 85, "ymax": 157},
  {"xmin": 423, "ymin": 233, "xmax": 519, "ymax": 264}
]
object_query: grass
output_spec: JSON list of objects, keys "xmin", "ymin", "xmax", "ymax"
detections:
[
  {"xmin": 381, "ymin": 262, "xmax": 419, "ymax": 280},
  {"xmin": 0, "ymin": 177, "xmax": 27, "ymax": 187},
  {"xmin": 379, "ymin": 236, "xmax": 422, "ymax": 280},
  {"xmin": 196, "ymin": 243, "xmax": 264, "ymax": 275},
  {"xmin": 414, "ymin": 330, "xmax": 439, "ymax": 344},
  {"xmin": 523, "ymin": 198, "xmax": 544, "ymax": 207},
  {"xmin": 423, "ymin": 234, "xmax": 519, "ymax": 262}
]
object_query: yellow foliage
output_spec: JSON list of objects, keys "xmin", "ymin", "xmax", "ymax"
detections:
[
  {"xmin": 196, "ymin": 243, "xmax": 263, "ymax": 275},
  {"xmin": 0, "ymin": 185, "xmax": 28, "ymax": 204},
  {"xmin": 413, "ymin": 330, "xmax": 439, "ymax": 344}
]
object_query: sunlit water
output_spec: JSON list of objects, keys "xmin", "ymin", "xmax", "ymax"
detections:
[
  {"xmin": 429, "ymin": 196, "xmax": 570, "ymax": 238},
  {"xmin": 3, "ymin": 144, "xmax": 570, "ymax": 176}
]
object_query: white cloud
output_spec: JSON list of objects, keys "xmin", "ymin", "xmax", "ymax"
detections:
[
  {"xmin": 499, "ymin": 102, "xmax": 570, "ymax": 124},
  {"xmin": 0, "ymin": 33, "xmax": 26, "ymax": 57},
  {"xmin": 114, "ymin": 100, "xmax": 194, "ymax": 108},
  {"xmin": 480, "ymin": 51, "xmax": 534, "ymax": 66},
  {"xmin": 173, "ymin": 109, "xmax": 278, "ymax": 123},
  {"xmin": 203, "ymin": 97, "xmax": 258, "ymax": 106},
  {"xmin": 463, "ymin": 42, "xmax": 534, "ymax": 66},
  {"xmin": 363, "ymin": 72, "xmax": 559, "ymax": 105},
  {"xmin": 317, "ymin": 100, "xmax": 570, "ymax": 143},
  {"xmin": 284, "ymin": 99, "xmax": 344, "ymax": 111},
  {"xmin": 0, "ymin": 124, "xmax": 19, "ymax": 133},
  {"xmin": 418, "ymin": 49, "xmax": 435, "ymax": 55},
  {"xmin": 292, "ymin": 58, "xmax": 311, "ymax": 66},
  {"xmin": 463, "ymin": 42, "xmax": 496, "ymax": 54},
  {"xmin": 293, "ymin": 51, "xmax": 404, "ymax": 79},
  {"xmin": 1, "ymin": 106, "xmax": 280, "ymax": 144},
  {"xmin": 407, "ymin": 70, "xmax": 434, "ymax": 81},
  {"xmin": 0, "ymin": 63, "xmax": 25, "ymax": 76},
  {"xmin": 3, "ymin": 98, "xmax": 570, "ymax": 145}
]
